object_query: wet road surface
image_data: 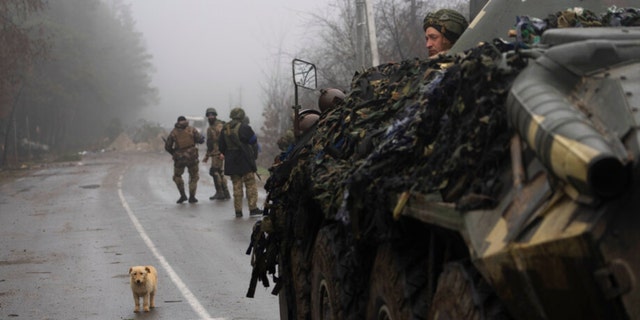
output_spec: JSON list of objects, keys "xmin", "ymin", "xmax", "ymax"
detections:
[{"xmin": 0, "ymin": 151, "xmax": 279, "ymax": 320}]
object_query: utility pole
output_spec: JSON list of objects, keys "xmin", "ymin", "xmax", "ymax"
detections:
[
  {"xmin": 364, "ymin": 0, "xmax": 379, "ymax": 66},
  {"xmin": 355, "ymin": 0, "xmax": 380, "ymax": 69},
  {"xmin": 355, "ymin": 0, "xmax": 366, "ymax": 69}
]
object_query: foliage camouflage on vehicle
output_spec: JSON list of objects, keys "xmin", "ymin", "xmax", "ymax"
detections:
[{"xmin": 246, "ymin": 6, "xmax": 640, "ymax": 319}]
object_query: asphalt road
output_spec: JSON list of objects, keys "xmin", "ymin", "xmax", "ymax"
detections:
[{"xmin": 0, "ymin": 151, "xmax": 279, "ymax": 320}]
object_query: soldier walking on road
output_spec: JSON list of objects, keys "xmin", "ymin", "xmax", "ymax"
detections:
[
  {"xmin": 165, "ymin": 115, "xmax": 205, "ymax": 204},
  {"xmin": 219, "ymin": 107, "xmax": 262, "ymax": 218},
  {"xmin": 203, "ymin": 107, "xmax": 231, "ymax": 200}
]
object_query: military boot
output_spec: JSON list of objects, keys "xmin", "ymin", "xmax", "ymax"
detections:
[
  {"xmin": 189, "ymin": 192, "xmax": 198, "ymax": 203},
  {"xmin": 211, "ymin": 175, "xmax": 223, "ymax": 200},
  {"xmin": 177, "ymin": 187, "xmax": 188, "ymax": 204},
  {"xmin": 249, "ymin": 208, "xmax": 262, "ymax": 216},
  {"xmin": 222, "ymin": 185, "xmax": 231, "ymax": 200},
  {"xmin": 209, "ymin": 174, "xmax": 226, "ymax": 200},
  {"xmin": 235, "ymin": 211, "xmax": 243, "ymax": 218}
]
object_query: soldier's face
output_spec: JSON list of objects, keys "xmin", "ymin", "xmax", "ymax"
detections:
[
  {"xmin": 207, "ymin": 115, "xmax": 216, "ymax": 124},
  {"xmin": 425, "ymin": 27, "xmax": 452, "ymax": 58}
]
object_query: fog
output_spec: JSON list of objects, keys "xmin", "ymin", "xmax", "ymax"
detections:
[{"xmin": 129, "ymin": 0, "xmax": 330, "ymax": 130}]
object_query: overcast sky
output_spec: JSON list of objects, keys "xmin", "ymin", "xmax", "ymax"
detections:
[{"xmin": 129, "ymin": 0, "xmax": 330, "ymax": 129}]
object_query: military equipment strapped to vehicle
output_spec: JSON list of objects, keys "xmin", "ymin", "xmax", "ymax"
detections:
[{"xmin": 246, "ymin": 1, "xmax": 640, "ymax": 319}]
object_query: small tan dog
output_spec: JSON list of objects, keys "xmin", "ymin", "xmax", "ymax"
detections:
[{"xmin": 129, "ymin": 265, "xmax": 157, "ymax": 312}]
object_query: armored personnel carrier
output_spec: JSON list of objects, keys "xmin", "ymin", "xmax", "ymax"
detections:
[{"xmin": 246, "ymin": 1, "xmax": 640, "ymax": 319}]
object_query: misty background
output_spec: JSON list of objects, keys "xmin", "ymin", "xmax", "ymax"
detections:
[
  {"xmin": 129, "ymin": 0, "xmax": 333, "ymax": 129},
  {"xmin": 1, "ymin": 0, "xmax": 469, "ymax": 168}
]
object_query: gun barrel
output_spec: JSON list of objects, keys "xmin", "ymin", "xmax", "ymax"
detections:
[{"xmin": 507, "ymin": 40, "xmax": 634, "ymax": 198}]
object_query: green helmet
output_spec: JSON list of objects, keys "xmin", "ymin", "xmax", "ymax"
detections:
[
  {"xmin": 230, "ymin": 107, "xmax": 246, "ymax": 120},
  {"xmin": 423, "ymin": 9, "xmax": 469, "ymax": 42},
  {"xmin": 205, "ymin": 107, "xmax": 217, "ymax": 116}
]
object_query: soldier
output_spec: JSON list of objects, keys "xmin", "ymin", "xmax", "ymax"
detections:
[
  {"xmin": 423, "ymin": 9, "xmax": 469, "ymax": 58},
  {"xmin": 202, "ymin": 107, "xmax": 231, "ymax": 200},
  {"xmin": 219, "ymin": 107, "xmax": 262, "ymax": 218},
  {"xmin": 164, "ymin": 115, "xmax": 205, "ymax": 204}
]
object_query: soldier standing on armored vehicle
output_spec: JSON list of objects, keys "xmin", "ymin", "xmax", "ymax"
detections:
[
  {"xmin": 202, "ymin": 107, "xmax": 231, "ymax": 201},
  {"xmin": 423, "ymin": 9, "xmax": 468, "ymax": 57},
  {"xmin": 164, "ymin": 115, "xmax": 205, "ymax": 204}
]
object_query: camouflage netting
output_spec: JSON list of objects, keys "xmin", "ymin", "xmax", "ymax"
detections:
[
  {"xmin": 309, "ymin": 44, "xmax": 521, "ymax": 222},
  {"xmin": 305, "ymin": 6, "xmax": 640, "ymax": 222},
  {"xmin": 513, "ymin": 6, "xmax": 640, "ymax": 44},
  {"xmin": 247, "ymin": 6, "xmax": 640, "ymax": 300}
]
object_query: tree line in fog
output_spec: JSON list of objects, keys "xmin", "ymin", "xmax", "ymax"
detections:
[
  {"xmin": 0, "ymin": 0, "xmax": 467, "ymax": 168},
  {"xmin": 1, "ymin": 0, "xmax": 156, "ymax": 165}
]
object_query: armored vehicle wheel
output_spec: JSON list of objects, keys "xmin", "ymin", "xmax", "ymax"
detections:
[
  {"xmin": 310, "ymin": 226, "xmax": 340, "ymax": 319},
  {"xmin": 428, "ymin": 261, "xmax": 509, "ymax": 320},
  {"xmin": 311, "ymin": 225, "xmax": 344, "ymax": 320},
  {"xmin": 365, "ymin": 244, "xmax": 414, "ymax": 320},
  {"xmin": 290, "ymin": 244, "xmax": 311, "ymax": 319}
]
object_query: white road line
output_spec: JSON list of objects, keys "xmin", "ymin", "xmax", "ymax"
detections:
[{"xmin": 118, "ymin": 175, "xmax": 225, "ymax": 320}]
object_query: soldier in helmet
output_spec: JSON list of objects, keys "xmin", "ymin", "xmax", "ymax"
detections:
[
  {"xmin": 219, "ymin": 107, "xmax": 262, "ymax": 218},
  {"xmin": 423, "ymin": 9, "xmax": 469, "ymax": 58},
  {"xmin": 202, "ymin": 107, "xmax": 231, "ymax": 200},
  {"xmin": 165, "ymin": 115, "xmax": 205, "ymax": 203},
  {"xmin": 318, "ymin": 88, "xmax": 346, "ymax": 113},
  {"xmin": 296, "ymin": 109, "xmax": 321, "ymax": 137}
]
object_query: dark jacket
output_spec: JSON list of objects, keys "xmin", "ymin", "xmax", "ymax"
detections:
[{"xmin": 219, "ymin": 119, "xmax": 258, "ymax": 175}]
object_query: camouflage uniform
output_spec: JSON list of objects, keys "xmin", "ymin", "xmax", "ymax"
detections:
[
  {"xmin": 219, "ymin": 107, "xmax": 262, "ymax": 217},
  {"xmin": 165, "ymin": 116, "xmax": 205, "ymax": 203},
  {"xmin": 204, "ymin": 113, "xmax": 231, "ymax": 200},
  {"xmin": 231, "ymin": 172, "xmax": 259, "ymax": 213}
]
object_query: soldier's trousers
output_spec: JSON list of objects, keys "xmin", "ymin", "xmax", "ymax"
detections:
[
  {"xmin": 173, "ymin": 162, "xmax": 199, "ymax": 195},
  {"xmin": 230, "ymin": 172, "xmax": 258, "ymax": 212},
  {"xmin": 209, "ymin": 165, "xmax": 228, "ymax": 194}
]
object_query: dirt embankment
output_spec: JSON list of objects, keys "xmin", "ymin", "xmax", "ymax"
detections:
[{"xmin": 106, "ymin": 132, "xmax": 166, "ymax": 152}]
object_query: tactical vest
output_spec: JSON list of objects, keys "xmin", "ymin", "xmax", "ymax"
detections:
[
  {"xmin": 208, "ymin": 122, "xmax": 223, "ymax": 146},
  {"xmin": 174, "ymin": 127, "xmax": 196, "ymax": 150},
  {"xmin": 222, "ymin": 121, "xmax": 242, "ymax": 151}
]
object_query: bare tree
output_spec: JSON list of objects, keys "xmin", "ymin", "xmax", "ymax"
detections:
[
  {"xmin": 0, "ymin": 0, "xmax": 47, "ymax": 116},
  {"xmin": 376, "ymin": 0, "xmax": 426, "ymax": 61},
  {"xmin": 300, "ymin": 0, "xmax": 360, "ymax": 89},
  {"xmin": 259, "ymin": 50, "xmax": 295, "ymax": 167},
  {"xmin": 0, "ymin": 0, "xmax": 47, "ymax": 166},
  {"xmin": 3, "ymin": 0, "xmax": 158, "ymax": 158},
  {"xmin": 257, "ymin": 0, "xmax": 471, "ymax": 167},
  {"xmin": 297, "ymin": 0, "xmax": 469, "ymax": 88}
]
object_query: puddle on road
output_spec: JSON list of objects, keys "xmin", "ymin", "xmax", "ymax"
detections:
[{"xmin": 79, "ymin": 184, "xmax": 101, "ymax": 189}]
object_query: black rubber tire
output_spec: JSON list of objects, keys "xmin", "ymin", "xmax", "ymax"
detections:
[
  {"xmin": 290, "ymin": 243, "xmax": 311, "ymax": 319},
  {"xmin": 310, "ymin": 226, "xmax": 343, "ymax": 320},
  {"xmin": 365, "ymin": 243, "xmax": 413, "ymax": 320},
  {"xmin": 428, "ymin": 261, "xmax": 510, "ymax": 320}
]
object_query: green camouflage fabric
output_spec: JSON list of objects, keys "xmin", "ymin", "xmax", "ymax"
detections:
[
  {"xmin": 246, "ymin": 6, "xmax": 640, "ymax": 299},
  {"xmin": 206, "ymin": 120, "xmax": 228, "ymax": 196},
  {"xmin": 423, "ymin": 9, "xmax": 468, "ymax": 41},
  {"xmin": 172, "ymin": 146, "xmax": 199, "ymax": 167},
  {"xmin": 206, "ymin": 120, "xmax": 225, "ymax": 169},
  {"xmin": 173, "ymin": 163, "xmax": 199, "ymax": 195},
  {"xmin": 248, "ymin": 42, "xmax": 522, "ymax": 300},
  {"xmin": 166, "ymin": 125, "xmax": 202, "ymax": 167},
  {"xmin": 166, "ymin": 123, "xmax": 204, "ymax": 197},
  {"xmin": 514, "ymin": 7, "xmax": 640, "ymax": 45},
  {"xmin": 232, "ymin": 172, "xmax": 259, "ymax": 212}
]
